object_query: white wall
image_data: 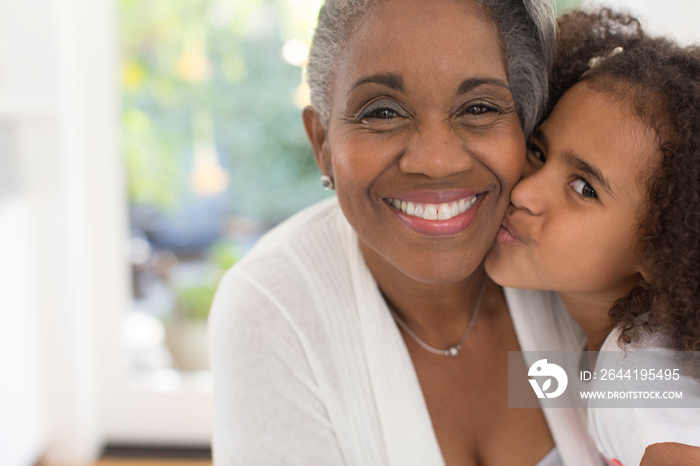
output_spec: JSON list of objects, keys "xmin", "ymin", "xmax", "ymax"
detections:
[
  {"xmin": 0, "ymin": 2, "xmax": 58, "ymax": 464},
  {"xmin": 0, "ymin": 135, "xmax": 45, "ymax": 466},
  {"xmin": 0, "ymin": 0, "xmax": 122, "ymax": 464}
]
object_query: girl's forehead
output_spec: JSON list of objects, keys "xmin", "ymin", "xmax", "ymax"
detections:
[{"xmin": 545, "ymin": 83, "xmax": 660, "ymax": 199}]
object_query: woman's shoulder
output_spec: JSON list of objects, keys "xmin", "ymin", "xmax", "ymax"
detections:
[
  {"xmin": 234, "ymin": 197, "xmax": 351, "ymax": 281},
  {"xmin": 504, "ymin": 288, "xmax": 585, "ymax": 351},
  {"xmin": 212, "ymin": 196, "xmax": 357, "ymax": 323},
  {"xmin": 247, "ymin": 197, "xmax": 343, "ymax": 255}
]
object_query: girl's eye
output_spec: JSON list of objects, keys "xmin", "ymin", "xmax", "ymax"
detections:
[
  {"xmin": 527, "ymin": 143, "xmax": 546, "ymax": 165},
  {"xmin": 570, "ymin": 178, "xmax": 597, "ymax": 198}
]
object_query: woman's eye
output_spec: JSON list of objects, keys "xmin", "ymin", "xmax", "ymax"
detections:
[
  {"xmin": 570, "ymin": 178, "xmax": 597, "ymax": 198},
  {"xmin": 358, "ymin": 100, "xmax": 406, "ymax": 121},
  {"xmin": 462, "ymin": 103, "xmax": 497, "ymax": 116},
  {"xmin": 366, "ymin": 108, "xmax": 398, "ymax": 119}
]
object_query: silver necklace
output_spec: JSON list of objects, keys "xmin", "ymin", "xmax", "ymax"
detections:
[{"xmin": 390, "ymin": 280, "xmax": 487, "ymax": 357}]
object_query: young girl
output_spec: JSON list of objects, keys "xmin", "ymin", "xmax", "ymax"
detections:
[{"xmin": 485, "ymin": 9, "xmax": 700, "ymax": 466}]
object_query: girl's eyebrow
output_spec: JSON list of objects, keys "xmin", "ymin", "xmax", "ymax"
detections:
[
  {"xmin": 563, "ymin": 151, "xmax": 615, "ymax": 198},
  {"xmin": 535, "ymin": 128, "xmax": 614, "ymax": 198}
]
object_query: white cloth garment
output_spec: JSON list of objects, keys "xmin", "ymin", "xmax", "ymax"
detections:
[
  {"xmin": 209, "ymin": 197, "xmax": 601, "ymax": 465},
  {"xmin": 586, "ymin": 329, "xmax": 700, "ymax": 466},
  {"xmin": 504, "ymin": 288, "xmax": 604, "ymax": 466}
]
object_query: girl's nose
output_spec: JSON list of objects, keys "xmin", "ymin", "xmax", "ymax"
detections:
[{"xmin": 510, "ymin": 166, "xmax": 546, "ymax": 215}]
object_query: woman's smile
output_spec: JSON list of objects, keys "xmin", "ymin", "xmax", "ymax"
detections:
[
  {"xmin": 388, "ymin": 195, "xmax": 477, "ymax": 220},
  {"xmin": 304, "ymin": 0, "xmax": 525, "ymax": 283},
  {"xmin": 385, "ymin": 191, "xmax": 484, "ymax": 236}
]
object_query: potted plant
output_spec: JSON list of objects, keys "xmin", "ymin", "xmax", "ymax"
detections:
[
  {"xmin": 165, "ymin": 282, "xmax": 217, "ymax": 371},
  {"xmin": 165, "ymin": 240, "xmax": 244, "ymax": 371}
]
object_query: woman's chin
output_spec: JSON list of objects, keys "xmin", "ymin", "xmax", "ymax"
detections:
[{"xmin": 398, "ymin": 254, "xmax": 487, "ymax": 286}]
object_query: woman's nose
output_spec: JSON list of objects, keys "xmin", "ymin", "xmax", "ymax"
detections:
[
  {"xmin": 399, "ymin": 121, "xmax": 474, "ymax": 178},
  {"xmin": 510, "ymin": 167, "xmax": 545, "ymax": 215}
]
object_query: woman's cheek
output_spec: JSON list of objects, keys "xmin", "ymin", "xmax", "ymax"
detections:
[{"xmin": 469, "ymin": 125, "xmax": 526, "ymax": 195}]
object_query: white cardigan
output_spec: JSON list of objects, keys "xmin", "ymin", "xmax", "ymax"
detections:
[{"xmin": 209, "ymin": 197, "xmax": 602, "ymax": 465}]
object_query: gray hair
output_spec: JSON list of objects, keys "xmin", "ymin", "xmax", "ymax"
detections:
[{"xmin": 306, "ymin": 0, "xmax": 557, "ymax": 137}]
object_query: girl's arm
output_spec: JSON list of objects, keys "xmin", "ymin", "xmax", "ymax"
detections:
[{"xmin": 641, "ymin": 443, "xmax": 700, "ymax": 466}]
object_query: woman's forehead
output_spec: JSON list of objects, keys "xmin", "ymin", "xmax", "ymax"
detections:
[{"xmin": 333, "ymin": 0, "xmax": 507, "ymax": 91}]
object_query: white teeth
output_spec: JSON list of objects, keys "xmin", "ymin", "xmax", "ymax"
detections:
[
  {"xmin": 387, "ymin": 195, "xmax": 479, "ymax": 221},
  {"xmin": 437, "ymin": 204, "xmax": 451, "ymax": 220},
  {"xmin": 423, "ymin": 205, "xmax": 438, "ymax": 220}
]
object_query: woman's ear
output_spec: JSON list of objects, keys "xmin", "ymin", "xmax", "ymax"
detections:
[{"xmin": 303, "ymin": 106, "xmax": 333, "ymax": 177}]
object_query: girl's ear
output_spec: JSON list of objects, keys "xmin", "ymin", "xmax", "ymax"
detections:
[
  {"xmin": 303, "ymin": 106, "xmax": 333, "ymax": 178},
  {"xmin": 637, "ymin": 254, "xmax": 652, "ymax": 283},
  {"xmin": 639, "ymin": 268, "xmax": 651, "ymax": 284},
  {"xmin": 634, "ymin": 243, "xmax": 651, "ymax": 283}
]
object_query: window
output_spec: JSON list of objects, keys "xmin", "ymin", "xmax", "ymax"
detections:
[{"xmin": 121, "ymin": 0, "xmax": 327, "ymax": 376}]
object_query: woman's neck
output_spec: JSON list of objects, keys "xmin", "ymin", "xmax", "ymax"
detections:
[
  {"xmin": 559, "ymin": 291, "xmax": 616, "ymax": 352},
  {"xmin": 359, "ymin": 240, "xmax": 488, "ymax": 338}
]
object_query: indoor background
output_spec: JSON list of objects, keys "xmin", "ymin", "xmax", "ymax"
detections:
[{"xmin": 1, "ymin": 0, "xmax": 698, "ymax": 465}]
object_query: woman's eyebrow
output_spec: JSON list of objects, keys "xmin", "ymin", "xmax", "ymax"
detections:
[
  {"xmin": 349, "ymin": 73, "xmax": 405, "ymax": 94},
  {"xmin": 456, "ymin": 77, "xmax": 510, "ymax": 95},
  {"xmin": 348, "ymin": 74, "xmax": 510, "ymax": 96},
  {"xmin": 564, "ymin": 151, "xmax": 615, "ymax": 198}
]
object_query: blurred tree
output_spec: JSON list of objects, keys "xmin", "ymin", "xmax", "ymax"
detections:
[
  {"xmin": 556, "ymin": 0, "xmax": 582, "ymax": 14},
  {"xmin": 121, "ymin": 0, "xmax": 582, "ymax": 233},
  {"xmin": 121, "ymin": 0, "xmax": 328, "ymax": 229}
]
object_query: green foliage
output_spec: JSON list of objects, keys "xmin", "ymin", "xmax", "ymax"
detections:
[
  {"xmin": 174, "ymin": 283, "xmax": 217, "ymax": 321},
  {"xmin": 120, "ymin": 0, "xmax": 329, "ymax": 223},
  {"xmin": 122, "ymin": 0, "xmax": 575, "ymax": 224},
  {"xmin": 556, "ymin": 0, "xmax": 582, "ymax": 14},
  {"xmin": 172, "ymin": 240, "xmax": 244, "ymax": 321},
  {"xmin": 207, "ymin": 239, "xmax": 245, "ymax": 270}
]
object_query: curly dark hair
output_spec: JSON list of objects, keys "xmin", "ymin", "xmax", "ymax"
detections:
[{"xmin": 549, "ymin": 9, "xmax": 700, "ymax": 353}]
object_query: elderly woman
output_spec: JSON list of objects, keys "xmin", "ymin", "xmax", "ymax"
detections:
[{"xmin": 209, "ymin": 0, "xmax": 599, "ymax": 465}]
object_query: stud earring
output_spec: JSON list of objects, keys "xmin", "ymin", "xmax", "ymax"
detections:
[{"xmin": 320, "ymin": 175, "xmax": 335, "ymax": 190}]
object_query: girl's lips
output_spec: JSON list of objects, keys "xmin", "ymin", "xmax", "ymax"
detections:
[
  {"xmin": 496, "ymin": 217, "xmax": 522, "ymax": 245},
  {"xmin": 387, "ymin": 193, "xmax": 485, "ymax": 236}
]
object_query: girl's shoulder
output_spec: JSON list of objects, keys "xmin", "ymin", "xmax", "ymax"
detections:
[{"xmin": 589, "ymin": 326, "xmax": 700, "ymax": 466}]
